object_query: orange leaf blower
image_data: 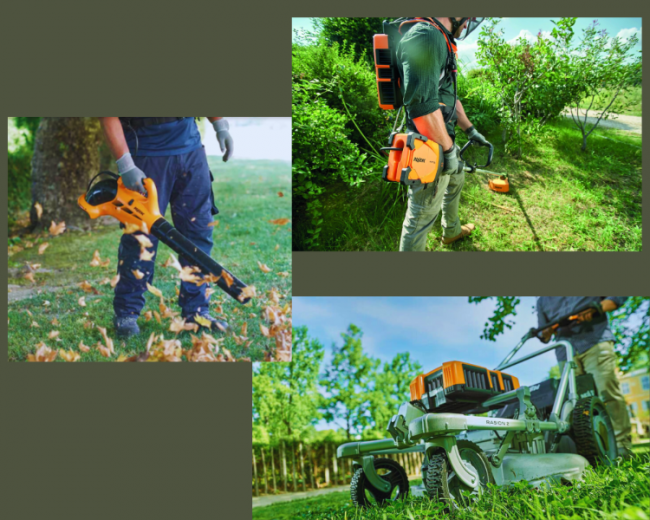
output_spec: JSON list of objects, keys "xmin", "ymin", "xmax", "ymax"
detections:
[{"xmin": 78, "ymin": 172, "xmax": 251, "ymax": 304}]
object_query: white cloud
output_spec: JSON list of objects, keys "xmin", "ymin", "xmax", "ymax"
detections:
[{"xmin": 617, "ymin": 27, "xmax": 642, "ymax": 45}]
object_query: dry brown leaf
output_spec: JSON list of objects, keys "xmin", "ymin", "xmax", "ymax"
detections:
[
  {"xmin": 59, "ymin": 349, "xmax": 80, "ymax": 362},
  {"xmin": 27, "ymin": 344, "xmax": 58, "ymax": 362},
  {"xmin": 238, "ymin": 285, "xmax": 257, "ymax": 303},
  {"xmin": 180, "ymin": 266, "xmax": 201, "ymax": 285},
  {"xmin": 49, "ymin": 221, "xmax": 66, "ymax": 236},
  {"xmin": 83, "ymin": 320, "xmax": 95, "ymax": 330},
  {"xmin": 194, "ymin": 315, "xmax": 212, "ymax": 329},
  {"xmin": 23, "ymin": 272, "xmax": 36, "ymax": 284},
  {"xmin": 144, "ymin": 310, "xmax": 153, "ymax": 322},
  {"xmin": 205, "ymin": 288, "xmax": 215, "ymax": 299},
  {"xmin": 268, "ymin": 218, "xmax": 290, "ymax": 226},
  {"xmin": 260, "ymin": 324, "xmax": 271, "ymax": 337},
  {"xmin": 147, "ymin": 283, "xmax": 164, "ymax": 300},
  {"xmin": 123, "ymin": 223, "xmax": 141, "ymax": 235},
  {"xmin": 257, "ymin": 262, "xmax": 272, "ymax": 273},
  {"xmin": 79, "ymin": 281, "xmax": 94, "ymax": 293},
  {"xmin": 170, "ymin": 318, "xmax": 199, "ymax": 334},
  {"xmin": 222, "ymin": 271, "xmax": 234, "ymax": 288},
  {"xmin": 79, "ymin": 341, "xmax": 91, "ymax": 353},
  {"xmin": 132, "ymin": 270, "xmax": 145, "ymax": 280},
  {"xmin": 28, "ymin": 263, "xmax": 41, "ymax": 271},
  {"xmin": 134, "ymin": 234, "xmax": 154, "ymax": 249},
  {"xmin": 97, "ymin": 326, "xmax": 115, "ymax": 356},
  {"xmin": 100, "ymin": 278, "xmax": 111, "ymax": 285},
  {"xmin": 277, "ymin": 272, "xmax": 289, "ymax": 278},
  {"xmin": 153, "ymin": 310, "xmax": 162, "ymax": 324},
  {"xmin": 278, "ymin": 192, "xmax": 284, "ymax": 198},
  {"xmin": 275, "ymin": 244, "xmax": 280, "ymax": 251},
  {"xmin": 162, "ymin": 253, "xmax": 183, "ymax": 273},
  {"xmin": 31, "ymin": 320, "xmax": 40, "ymax": 328},
  {"xmin": 48, "ymin": 331, "xmax": 60, "ymax": 340},
  {"xmin": 140, "ymin": 248, "xmax": 155, "ymax": 262},
  {"xmin": 175, "ymin": 286, "xmax": 180, "ymax": 297},
  {"xmin": 38, "ymin": 243, "xmax": 50, "ymax": 255},
  {"xmin": 110, "ymin": 274, "xmax": 121, "ymax": 288},
  {"xmin": 97, "ymin": 345, "xmax": 112, "ymax": 358},
  {"xmin": 90, "ymin": 250, "xmax": 102, "ymax": 267},
  {"xmin": 51, "ymin": 318, "xmax": 60, "ymax": 326},
  {"xmin": 241, "ymin": 322, "xmax": 248, "ymax": 337},
  {"xmin": 78, "ymin": 297, "xmax": 86, "ymax": 307},
  {"xmin": 208, "ymin": 220, "xmax": 220, "ymax": 228},
  {"xmin": 34, "ymin": 202, "xmax": 43, "ymax": 220}
]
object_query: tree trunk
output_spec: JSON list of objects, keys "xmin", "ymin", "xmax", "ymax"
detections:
[
  {"xmin": 270, "ymin": 445, "xmax": 277, "ymax": 494},
  {"xmin": 30, "ymin": 117, "xmax": 103, "ymax": 230}
]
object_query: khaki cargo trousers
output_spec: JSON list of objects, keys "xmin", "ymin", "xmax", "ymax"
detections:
[{"xmin": 561, "ymin": 341, "xmax": 632, "ymax": 451}]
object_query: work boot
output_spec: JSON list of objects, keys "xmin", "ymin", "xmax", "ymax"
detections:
[
  {"xmin": 442, "ymin": 223, "xmax": 475, "ymax": 245},
  {"xmin": 186, "ymin": 313, "xmax": 229, "ymax": 334},
  {"xmin": 114, "ymin": 315, "xmax": 140, "ymax": 339}
]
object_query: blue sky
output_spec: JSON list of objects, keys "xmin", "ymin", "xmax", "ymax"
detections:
[
  {"xmin": 292, "ymin": 17, "xmax": 642, "ymax": 69},
  {"xmin": 294, "ymin": 297, "xmax": 559, "ymax": 388}
]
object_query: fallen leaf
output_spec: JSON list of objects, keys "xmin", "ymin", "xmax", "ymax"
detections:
[
  {"xmin": 194, "ymin": 315, "xmax": 212, "ymax": 329},
  {"xmin": 23, "ymin": 272, "xmax": 36, "ymax": 284},
  {"xmin": 134, "ymin": 234, "xmax": 154, "ymax": 249},
  {"xmin": 153, "ymin": 310, "xmax": 162, "ymax": 324},
  {"xmin": 110, "ymin": 274, "xmax": 121, "ymax": 288},
  {"xmin": 49, "ymin": 221, "xmax": 66, "ymax": 236},
  {"xmin": 78, "ymin": 341, "xmax": 91, "ymax": 353},
  {"xmin": 140, "ymin": 248, "xmax": 155, "ymax": 262},
  {"xmin": 123, "ymin": 223, "xmax": 142, "ymax": 234},
  {"xmin": 180, "ymin": 266, "xmax": 201, "ymax": 285},
  {"xmin": 34, "ymin": 202, "xmax": 43, "ymax": 220},
  {"xmin": 83, "ymin": 320, "xmax": 94, "ymax": 330},
  {"xmin": 51, "ymin": 318, "xmax": 60, "ymax": 326},
  {"xmin": 31, "ymin": 321, "xmax": 40, "ymax": 328},
  {"xmin": 132, "ymin": 270, "xmax": 145, "ymax": 280},
  {"xmin": 100, "ymin": 278, "xmax": 111, "ymax": 285},
  {"xmin": 163, "ymin": 253, "xmax": 183, "ymax": 273},
  {"xmin": 38, "ymin": 243, "xmax": 50, "ymax": 255},
  {"xmin": 170, "ymin": 318, "xmax": 199, "ymax": 334},
  {"xmin": 27, "ymin": 344, "xmax": 58, "ymax": 362},
  {"xmin": 97, "ymin": 326, "xmax": 115, "ymax": 356},
  {"xmin": 147, "ymin": 283, "xmax": 164, "ymax": 300},
  {"xmin": 205, "ymin": 288, "xmax": 215, "ymax": 299},
  {"xmin": 241, "ymin": 322, "xmax": 248, "ymax": 337},
  {"xmin": 275, "ymin": 244, "xmax": 280, "ymax": 251},
  {"xmin": 268, "ymin": 219, "xmax": 290, "ymax": 226},
  {"xmin": 222, "ymin": 271, "xmax": 234, "ymax": 288},
  {"xmin": 238, "ymin": 285, "xmax": 257, "ymax": 303},
  {"xmin": 97, "ymin": 345, "xmax": 112, "ymax": 358},
  {"xmin": 260, "ymin": 324, "xmax": 271, "ymax": 337},
  {"xmin": 28, "ymin": 263, "xmax": 41, "ymax": 271},
  {"xmin": 144, "ymin": 311, "xmax": 153, "ymax": 322},
  {"xmin": 48, "ymin": 331, "xmax": 60, "ymax": 340},
  {"xmin": 278, "ymin": 192, "xmax": 284, "ymax": 197},
  {"xmin": 90, "ymin": 250, "xmax": 103, "ymax": 267},
  {"xmin": 78, "ymin": 297, "xmax": 86, "ymax": 307},
  {"xmin": 79, "ymin": 281, "xmax": 95, "ymax": 293},
  {"xmin": 59, "ymin": 349, "xmax": 80, "ymax": 362},
  {"xmin": 277, "ymin": 272, "xmax": 289, "ymax": 278},
  {"xmin": 208, "ymin": 220, "xmax": 220, "ymax": 228},
  {"xmin": 257, "ymin": 262, "xmax": 272, "ymax": 273}
]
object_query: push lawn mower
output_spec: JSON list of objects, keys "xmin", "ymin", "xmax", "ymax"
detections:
[
  {"xmin": 337, "ymin": 305, "xmax": 617, "ymax": 508},
  {"xmin": 78, "ymin": 172, "xmax": 251, "ymax": 304}
]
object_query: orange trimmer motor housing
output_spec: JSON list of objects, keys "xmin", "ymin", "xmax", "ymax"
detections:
[
  {"xmin": 487, "ymin": 173, "xmax": 510, "ymax": 193},
  {"xmin": 381, "ymin": 132, "xmax": 443, "ymax": 188},
  {"xmin": 409, "ymin": 361, "xmax": 520, "ymax": 413}
]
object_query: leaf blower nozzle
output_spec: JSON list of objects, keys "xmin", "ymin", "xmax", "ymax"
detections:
[{"xmin": 78, "ymin": 172, "xmax": 251, "ymax": 304}]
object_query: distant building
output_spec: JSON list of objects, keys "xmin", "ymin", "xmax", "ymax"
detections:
[{"xmin": 618, "ymin": 368, "xmax": 650, "ymax": 436}]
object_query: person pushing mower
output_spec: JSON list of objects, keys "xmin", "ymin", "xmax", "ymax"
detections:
[
  {"xmin": 392, "ymin": 17, "xmax": 491, "ymax": 251},
  {"xmin": 536, "ymin": 297, "xmax": 633, "ymax": 458},
  {"xmin": 99, "ymin": 117, "xmax": 234, "ymax": 338}
]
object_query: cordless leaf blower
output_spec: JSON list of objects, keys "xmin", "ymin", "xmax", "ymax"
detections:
[{"xmin": 78, "ymin": 172, "xmax": 251, "ymax": 304}]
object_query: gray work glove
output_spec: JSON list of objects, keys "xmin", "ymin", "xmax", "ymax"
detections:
[
  {"xmin": 465, "ymin": 126, "xmax": 490, "ymax": 147},
  {"xmin": 442, "ymin": 144, "xmax": 461, "ymax": 175},
  {"xmin": 117, "ymin": 152, "xmax": 146, "ymax": 195},
  {"xmin": 212, "ymin": 119, "xmax": 234, "ymax": 162}
]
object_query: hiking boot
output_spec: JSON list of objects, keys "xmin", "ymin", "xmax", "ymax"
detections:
[
  {"xmin": 114, "ymin": 315, "xmax": 140, "ymax": 339},
  {"xmin": 442, "ymin": 223, "xmax": 475, "ymax": 245},
  {"xmin": 186, "ymin": 313, "xmax": 229, "ymax": 333}
]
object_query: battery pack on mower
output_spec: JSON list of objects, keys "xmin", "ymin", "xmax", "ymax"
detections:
[
  {"xmin": 409, "ymin": 361, "xmax": 520, "ymax": 413},
  {"xmin": 381, "ymin": 132, "xmax": 443, "ymax": 188}
]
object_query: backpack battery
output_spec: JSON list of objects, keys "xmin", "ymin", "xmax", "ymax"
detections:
[
  {"xmin": 373, "ymin": 33, "xmax": 402, "ymax": 110},
  {"xmin": 410, "ymin": 361, "xmax": 520, "ymax": 413}
]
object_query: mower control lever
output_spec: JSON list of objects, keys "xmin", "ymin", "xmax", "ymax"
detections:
[{"xmin": 460, "ymin": 139, "xmax": 494, "ymax": 173}]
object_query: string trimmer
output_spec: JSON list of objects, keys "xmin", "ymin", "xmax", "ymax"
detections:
[{"xmin": 78, "ymin": 172, "xmax": 251, "ymax": 304}]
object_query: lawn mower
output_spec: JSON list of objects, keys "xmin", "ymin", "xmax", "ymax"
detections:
[
  {"xmin": 337, "ymin": 304, "xmax": 617, "ymax": 508},
  {"xmin": 77, "ymin": 171, "xmax": 251, "ymax": 304}
]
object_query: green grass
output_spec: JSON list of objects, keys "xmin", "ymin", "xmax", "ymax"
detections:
[
  {"xmin": 578, "ymin": 85, "xmax": 642, "ymax": 117},
  {"xmin": 301, "ymin": 117, "xmax": 642, "ymax": 251},
  {"xmin": 253, "ymin": 451, "xmax": 650, "ymax": 520},
  {"xmin": 8, "ymin": 158, "xmax": 291, "ymax": 362}
]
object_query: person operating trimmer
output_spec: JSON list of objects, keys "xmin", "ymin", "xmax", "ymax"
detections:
[{"xmin": 99, "ymin": 117, "xmax": 234, "ymax": 338}]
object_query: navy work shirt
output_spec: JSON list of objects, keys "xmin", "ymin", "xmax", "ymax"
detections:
[
  {"xmin": 536, "ymin": 297, "xmax": 629, "ymax": 361},
  {"xmin": 122, "ymin": 117, "xmax": 203, "ymax": 157}
]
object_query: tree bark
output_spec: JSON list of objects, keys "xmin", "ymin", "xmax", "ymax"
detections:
[{"xmin": 30, "ymin": 117, "xmax": 103, "ymax": 230}]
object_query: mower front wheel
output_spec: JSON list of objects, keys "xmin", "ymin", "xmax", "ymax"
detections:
[{"xmin": 350, "ymin": 457, "xmax": 409, "ymax": 508}]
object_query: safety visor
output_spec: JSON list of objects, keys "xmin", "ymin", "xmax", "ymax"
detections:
[{"xmin": 457, "ymin": 17, "xmax": 485, "ymax": 41}]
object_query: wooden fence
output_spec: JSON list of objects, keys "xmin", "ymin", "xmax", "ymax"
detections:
[{"xmin": 252, "ymin": 441, "xmax": 424, "ymax": 497}]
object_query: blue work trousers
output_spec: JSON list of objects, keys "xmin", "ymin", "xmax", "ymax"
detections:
[{"xmin": 113, "ymin": 147, "xmax": 219, "ymax": 318}]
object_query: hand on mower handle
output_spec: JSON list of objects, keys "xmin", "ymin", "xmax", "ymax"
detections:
[
  {"xmin": 117, "ymin": 152, "xmax": 147, "ymax": 195},
  {"xmin": 442, "ymin": 144, "xmax": 461, "ymax": 175}
]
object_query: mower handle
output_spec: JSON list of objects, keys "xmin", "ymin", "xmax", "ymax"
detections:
[{"xmin": 460, "ymin": 139, "xmax": 494, "ymax": 173}]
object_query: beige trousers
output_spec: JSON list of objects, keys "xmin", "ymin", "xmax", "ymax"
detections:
[{"xmin": 561, "ymin": 341, "xmax": 632, "ymax": 451}]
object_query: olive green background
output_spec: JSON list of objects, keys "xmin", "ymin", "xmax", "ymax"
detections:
[{"xmin": 1, "ymin": 1, "xmax": 647, "ymax": 520}]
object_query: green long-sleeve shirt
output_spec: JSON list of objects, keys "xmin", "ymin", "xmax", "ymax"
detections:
[{"xmin": 396, "ymin": 21, "xmax": 457, "ymax": 138}]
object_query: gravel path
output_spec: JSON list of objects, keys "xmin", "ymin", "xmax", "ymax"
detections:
[{"xmin": 562, "ymin": 109, "xmax": 642, "ymax": 135}]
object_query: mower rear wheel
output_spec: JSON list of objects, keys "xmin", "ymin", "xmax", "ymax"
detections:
[
  {"xmin": 425, "ymin": 440, "xmax": 493, "ymax": 507},
  {"xmin": 572, "ymin": 396, "xmax": 617, "ymax": 466},
  {"xmin": 350, "ymin": 458, "xmax": 409, "ymax": 508}
]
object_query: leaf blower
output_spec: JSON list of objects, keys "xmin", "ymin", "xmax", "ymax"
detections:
[{"xmin": 78, "ymin": 172, "xmax": 251, "ymax": 304}]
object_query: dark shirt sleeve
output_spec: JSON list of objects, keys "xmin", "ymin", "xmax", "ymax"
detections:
[
  {"xmin": 536, "ymin": 298, "xmax": 549, "ymax": 329},
  {"xmin": 397, "ymin": 25, "xmax": 448, "ymax": 120}
]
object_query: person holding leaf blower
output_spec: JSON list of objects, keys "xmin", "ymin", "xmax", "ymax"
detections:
[
  {"xmin": 536, "ymin": 297, "xmax": 633, "ymax": 459},
  {"xmin": 99, "ymin": 117, "xmax": 234, "ymax": 339},
  {"xmin": 396, "ymin": 17, "xmax": 491, "ymax": 251}
]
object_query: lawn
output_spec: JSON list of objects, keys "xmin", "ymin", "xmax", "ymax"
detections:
[
  {"xmin": 7, "ymin": 159, "xmax": 292, "ymax": 362},
  {"xmin": 299, "ymin": 117, "xmax": 642, "ymax": 251},
  {"xmin": 578, "ymin": 85, "xmax": 642, "ymax": 117},
  {"xmin": 253, "ymin": 450, "xmax": 650, "ymax": 520}
]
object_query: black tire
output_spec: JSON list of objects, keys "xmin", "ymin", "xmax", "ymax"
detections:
[
  {"xmin": 350, "ymin": 458, "xmax": 409, "ymax": 508},
  {"xmin": 425, "ymin": 440, "xmax": 494, "ymax": 506},
  {"xmin": 572, "ymin": 396, "xmax": 618, "ymax": 466}
]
